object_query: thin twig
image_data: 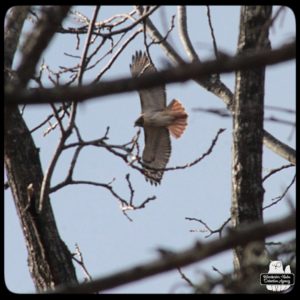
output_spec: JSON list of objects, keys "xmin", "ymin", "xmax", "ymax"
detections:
[
  {"xmin": 137, "ymin": 5, "xmax": 295, "ymax": 170},
  {"xmin": 193, "ymin": 107, "xmax": 230, "ymax": 117},
  {"xmin": 177, "ymin": 267, "xmax": 196, "ymax": 289},
  {"xmin": 16, "ymin": 6, "xmax": 70, "ymax": 87},
  {"xmin": 50, "ymin": 213, "xmax": 295, "ymax": 294},
  {"xmin": 50, "ymin": 103, "xmax": 65, "ymax": 133},
  {"xmin": 212, "ymin": 266, "xmax": 225, "ymax": 276},
  {"xmin": 101, "ymin": 10, "xmax": 136, "ymax": 27},
  {"xmin": 136, "ymin": 5, "xmax": 184, "ymax": 64},
  {"xmin": 100, "ymin": 6, "xmax": 158, "ymax": 38},
  {"xmin": 72, "ymin": 243, "xmax": 93, "ymax": 281},
  {"xmin": 70, "ymin": 9, "xmax": 90, "ymax": 26},
  {"xmin": 78, "ymin": 6, "xmax": 100, "ymax": 85},
  {"xmin": 59, "ymin": 6, "xmax": 159, "ymax": 38},
  {"xmin": 265, "ymin": 105, "xmax": 295, "ymax": 114},
  {"xmin": 206, "ymin": 6, "xmax": 219, "ymax": 59},
  {"xmin": 38, "ymin": 8, "xmax": 100, "ymax": 212},
  {"xmin": 264, "ymin": 115, "xmax": 295, "ymax": 126},
  {"xmin": 186, "ymin": 217, "xmax": 231, "ymax": 238},
  {"xmin": 6, "ymin": 42, "xmax": 295, "ymax": 107},
  {"xmin": 150, "ymin": 15, "xmax": 176, "ymax": 47},
  {"xmin": 257, "ymin": 6, "xmax": 286, "ymax": 48},
  {"xmin": 66, "ymin": 146, "xmax": 83, "ymax": 180},
  {"xmin": 30, "ymin": 106, "xmax": 64, "ymax": 134},
  {"xmin": 262, "ymin": 164, "xmax": 294, "ymax": 182},
  {"xmin": 61, "ymin": 128, "xmax": 224, "ymax": 183},
  {"xmin": 126, "ymin": 174, "xmax": 134, "ymax": 206},
  {"xmin": 263, "ymin": 174, "xmax": 296, "ymax": 210},
  {"xmin": 139, "ymin": 128, "xmax": 225, "ymax": 172},
  {"xmin": 193, "ymin": 107, "xmax": 295, "ymax": 126},
  {"xmin": 82, "ymin": 36, "xmax": 107, "ymax": 73},
  {"xmin": 93, "ymin": 28, "xmax": 142, "ymax": 83}
]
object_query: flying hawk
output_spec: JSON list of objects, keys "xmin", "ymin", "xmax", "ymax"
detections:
[{"xmin": 130, "ymin": 51, "xmax": 188, "ymax": 185}]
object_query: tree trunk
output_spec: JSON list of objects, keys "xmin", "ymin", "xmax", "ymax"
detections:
[
  {"xmin": 4, "ymin": 6, "xmax": 77, "ymax": 292},
  {"xmin": 231, "ymin": 6, "xmax": 272, "ymax": 277}
]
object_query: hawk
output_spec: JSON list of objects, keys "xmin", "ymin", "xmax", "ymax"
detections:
[{"xmin": 130, "ymin": 51, "xmax": 188, "ymax": 185}]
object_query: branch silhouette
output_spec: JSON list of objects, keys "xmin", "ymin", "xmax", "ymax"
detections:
[
  {"xmin": 50, "ymin": 213, "xmax": 295, "ymax": 294},
  {"xmin": 5, "ymin": 42, "xmax": 295, "ymax": 105}
]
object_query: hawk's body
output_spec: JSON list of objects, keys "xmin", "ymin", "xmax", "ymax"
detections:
[{"xmin": 130, "ymin": 51, "xmax": 188, "ymax": 185}]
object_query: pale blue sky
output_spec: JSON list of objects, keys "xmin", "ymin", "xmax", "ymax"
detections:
[{"xmin": 5, "ymin": 6, "xmax": 295, "ymax": 293}]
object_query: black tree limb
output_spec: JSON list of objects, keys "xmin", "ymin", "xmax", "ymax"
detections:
[
  {"xmin": 5, "ymin": 41, "xmax": 294, "ymax": 106},
  {"xmin": 50, "ymin": 213, "xmax": 295, "ymax": 294}
]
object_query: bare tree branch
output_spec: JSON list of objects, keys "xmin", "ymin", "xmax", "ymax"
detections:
[
  {"xmin": 50, "ymin": 213, "xmax": 295, "ymax": 294},
  {"xmin": 138, "ymin": 5, "xmax": 295, "ymax": 169},
  {"xmin": 44, "ymin": 126, "xmax": 156, "ymax": 221},
  {"xmin": 193, "ymin": 107, "xmax": 295, "ymax": 126},
  {"xmin": 186, "ymin": 217, "xmax": 231, "ymax": 239},
  {"xmin": 78, "ymin": 6, "xmax": 101, "ymax": 85},
  {"xmin": 5, "ymin": 42, "xmax": 295, "ymax": 106},
  {"xmin": 16, "ymin": 6, "xmax": 71, "ymax": 88},
  {"xmin": 4, "ymin": 6, "xmax": 30, "ymax": 69},
  {"xmin": 143, "ymin": 13, "xmax": 176, "ymax": 52},
  {"xmin": 106, "ymin": 128, "xmax": 223, "ymax": 175},
  {"xmin": 93, "ymin": 28, "xmax": 142, "ymax": 83},
  {"xmin": 177, "ymin": 268, "xmax": 196, "ymax": 289},
  {"xmin": 38, "ymin": 7, "xmax": 101, "ymax": 212},
  {"xmin": 263, "ymin": 174, "xmax": 296, "ymax": 210},
  {"xmin": 265, "ymin": 105, "xmax": 295, "ymax": 114},
  {"xmin": 138, "ymin": 128, "xmax": 225, "ymax": 172},
  {"xmin": 59, "ymin": 6, "xmax": 159, "ymax": 38},
  {"xmin": 257, "ymin": 6, "xmax": 286, "ymax": 48},
  {"xmin": 6, "ymin": 28, "xmax": 295, "ymax": 168},
  {"xmin": 72, "ymin": 244, "xmax": 93, "ymax": 282},
  {"xmin": 99, "ymin": 5, "xmax": 158, "ymax": 37},
  {"xmin": 50, "ymin": 176, "xmax": 156, "ymax": 222},
  {"xmin": 137, "ymin": 5, "xmax": 234, "ymax": 106},
  {"xmin": 206, "ymin": 6, "xmax": 219, "ymax": 59},
  {"xmin": 136, "ymin": 6, "xmax": 185, "ymax": 63},
  {"xmin": 177, "ymin": 6, "xmax": 199, "ymax": 61},
  {"xmin": 263, "ymin": 164, "xmax": 294, "ymax": 182},
  {"xmin": 98, "ymin": 9, "xmax": 136, "ymax": 28},
  {"xmin": 195, "ymin": 238, "xmax": 295, "ymax": 293},
  {"xmin": 262, "ymin": 130, "xmax": 295, "ymax": 164}
]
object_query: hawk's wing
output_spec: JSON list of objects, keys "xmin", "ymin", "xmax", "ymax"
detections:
[
  {"xmin": 142, "ymin": 126, "xmax": 171, "ymax": 185},
  {"xmin": 130, "ymin": 51, "xmax": 166, "ymax": 112}
]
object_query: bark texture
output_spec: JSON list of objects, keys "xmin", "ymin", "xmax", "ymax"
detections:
[
  {"xmin": 231, "ymin": 6, "xmax": 272, "ymax": 276},
  {"xmin": 4, "ymin": 6, "xmax": 77, "ymax": 291}
]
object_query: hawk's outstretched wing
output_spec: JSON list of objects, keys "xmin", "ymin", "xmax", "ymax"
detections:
[
  {"xmin": 143, "ymin": 127, "xmax": 171, "ymax": 185},
  {"xmin": 130, "ymin": 51, "xmax": 171, "ymax": 185},
  {"xmin": 130, "ymin": 51, "xmax": 166, "ymax": 112}
]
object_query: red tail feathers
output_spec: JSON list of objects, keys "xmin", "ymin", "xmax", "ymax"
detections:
[{"xmin": 167, "ymin": 99, "xmax": 188, "ymax": 139}]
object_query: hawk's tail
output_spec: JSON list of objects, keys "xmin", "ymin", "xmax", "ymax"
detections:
[{"xmin": 167, "ymin": 99, "xmax": 188, "ymax": 139}]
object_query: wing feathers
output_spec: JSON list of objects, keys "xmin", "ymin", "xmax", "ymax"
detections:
[
  {"xmin": 167, "ymin": 99, "xmax": 188, "ymax": 139},
  {"xmin": 130, "ymin": 51, "xmax": 166, "ymax": 112},
  {"xmin": 143, "ymin": 127, "xmax": 171, "ymax": 185},
  {"xmin": 130, "ymin": 52, "xmax": 188, "ymax": 185}
]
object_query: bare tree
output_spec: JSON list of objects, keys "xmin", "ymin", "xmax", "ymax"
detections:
[{"xmin": 4, "ymin": 5, "xmax": 295, "ymax": 293}]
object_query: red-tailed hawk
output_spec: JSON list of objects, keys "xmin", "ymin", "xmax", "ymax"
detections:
[{"xmin": 130, "ymin": 51, "xmax": 188, "ymax": 185}]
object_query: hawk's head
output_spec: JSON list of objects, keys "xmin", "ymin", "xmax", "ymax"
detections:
[{"xmin": 134, "ymin": 115, "xmax": 144, "ymax": 127}]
